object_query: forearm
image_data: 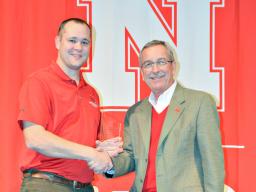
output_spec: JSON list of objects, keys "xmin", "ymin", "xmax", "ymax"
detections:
[
  {"xmin": 23, "ymin": 123, "xmax": 96, "ymax": 162},
  {"xmin": 111, "ymin": 113, "xmax": 136, "ymax": 177},
  {"xmin": 111, "ymin": 148, "xmax": 135, "ymax": 177}
]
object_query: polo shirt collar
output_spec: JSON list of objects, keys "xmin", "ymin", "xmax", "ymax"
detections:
[{"xmin": 50, "ymin": 63, "xmax": 86, "ymax": 86}]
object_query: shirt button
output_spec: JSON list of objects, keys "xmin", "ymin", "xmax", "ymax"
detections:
[
  {"xmin": 140, "ymin": 178, "xmax": 143, "ymax": 183},
  {"xmin": 71, "ymin": 80, "xmax": 76, "ymax": 85}
]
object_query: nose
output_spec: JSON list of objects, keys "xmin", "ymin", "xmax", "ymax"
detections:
[
  {"xmin": 151, "ymin": 63, "xmax": 160, "ymax": 72},
  {"xmin": 74, "ymin": 42, "xmax": 83, "ymax": 50}
]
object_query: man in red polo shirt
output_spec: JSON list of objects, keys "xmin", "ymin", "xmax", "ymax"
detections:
[
  {"xmin": 98, "ymin": 40, "xmax": 225, "ymax": 192},
  {"xmin": 18, "ymin": 18, "xmax": 120, "ymax": 192}
]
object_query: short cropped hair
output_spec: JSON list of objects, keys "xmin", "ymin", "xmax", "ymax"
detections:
[{"xmin": 57, "ymin": 18, "xmax": 91, "ymax": 37}]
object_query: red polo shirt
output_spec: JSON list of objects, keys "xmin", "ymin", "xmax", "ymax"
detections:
[
  {"xmin": 18, "ymin": 63, "xmax": 100, "ymax": 183},
  {"xmin": 143, "ymin": 107, "xmax": 168, "ymax": 192}
]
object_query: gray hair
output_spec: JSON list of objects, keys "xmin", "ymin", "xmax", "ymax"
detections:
[{"xmin": 139, "ymin": 40, "xmax": 175, "ymax": 66}]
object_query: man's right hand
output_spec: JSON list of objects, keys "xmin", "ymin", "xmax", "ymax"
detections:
[{"xmin": 87, "ymin": 150, "xmax": 113, "ymax": 174}]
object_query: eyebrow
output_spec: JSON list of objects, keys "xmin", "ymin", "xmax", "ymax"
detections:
[
  {"xmin": 143, "ymin": 58, "xmax": 168, "ymax": 62},
  {"xmin": 68, "ymin": 37, "xmax": 90, "ymax": 41}
]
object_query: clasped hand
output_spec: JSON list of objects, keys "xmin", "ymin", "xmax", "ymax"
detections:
[{"xmin": 88, "ymin": 137, "xmax": 123, "ymax": 174}]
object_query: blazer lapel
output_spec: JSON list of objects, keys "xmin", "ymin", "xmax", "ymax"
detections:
[{"xmin": 158, "ymin": 84, "xmax": 185, "ymax": 147}]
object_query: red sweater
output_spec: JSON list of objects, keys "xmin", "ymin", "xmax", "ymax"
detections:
[{"xmin": 142, "ymin": 107, "xmax": 168, "ymax": 192}]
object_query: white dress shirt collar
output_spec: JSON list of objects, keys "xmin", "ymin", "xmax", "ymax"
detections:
[{"xmin": 148, "ymin": 81, "xmax": 177, "ymax": 113}]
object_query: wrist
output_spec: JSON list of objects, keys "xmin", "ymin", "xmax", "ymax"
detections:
[
  {"xmin": 83, "ymin": 147, "xmax": 96, "ymax": 162},
  {"xmin": 105, "ymin": 167, "xmax": 115, "ymax": 178}
]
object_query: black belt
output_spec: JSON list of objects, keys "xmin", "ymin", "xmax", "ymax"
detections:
[{"xmin": 23, "ymin": 170, "xmax": 91, "ymax": 189}]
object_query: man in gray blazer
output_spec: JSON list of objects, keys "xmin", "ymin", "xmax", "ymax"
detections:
[{"xmin": 98, "ymin": 40, "xmax": 225, "ymax": 192}]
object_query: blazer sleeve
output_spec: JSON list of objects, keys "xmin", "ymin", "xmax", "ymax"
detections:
[
  {"xmin": 196, "ymin": 94, "xmax": 225, "ymax": 192},
  {"xmin": 111, "ymin": 110, "xmax": 136, "ymax": 177}
]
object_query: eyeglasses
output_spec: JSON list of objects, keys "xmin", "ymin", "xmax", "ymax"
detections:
[{"xmin": 141, "ymin": 60, "xmax": 173, "ymax": 69}]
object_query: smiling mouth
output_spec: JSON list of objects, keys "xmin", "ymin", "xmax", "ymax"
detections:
[
  {"xmin": 150, "ymin": 74, "xmax": 165, "ymax": 80},
  {"xmin": 71, "ymin": 54, "xmax": 82, "ymax": 59}
]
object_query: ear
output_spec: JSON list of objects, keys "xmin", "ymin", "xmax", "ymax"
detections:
[
  {"xmin": 55, "ymin": 36, "xmax": 60, "ymax": 50},
  {"xmin": 172, "ymin": 61, "xmax": 177, "ymax": 77},
  {"xmin": 140, "ymin": 70, "xmax": 145, "ymax": 81}
]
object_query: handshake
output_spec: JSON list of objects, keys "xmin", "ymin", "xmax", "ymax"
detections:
[{"xmin": 87, "ymin": 137, "xmax": 123, "ymax": 174}]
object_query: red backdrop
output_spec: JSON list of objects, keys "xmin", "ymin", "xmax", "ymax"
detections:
[{"xmin": 0, "ymin": 0, "xmax": 256, "ymax": 191}]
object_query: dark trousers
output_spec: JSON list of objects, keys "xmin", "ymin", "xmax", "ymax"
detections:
[{"xmin": 20, "ymin": 176, "xmax": 94, "ymax": 192}]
